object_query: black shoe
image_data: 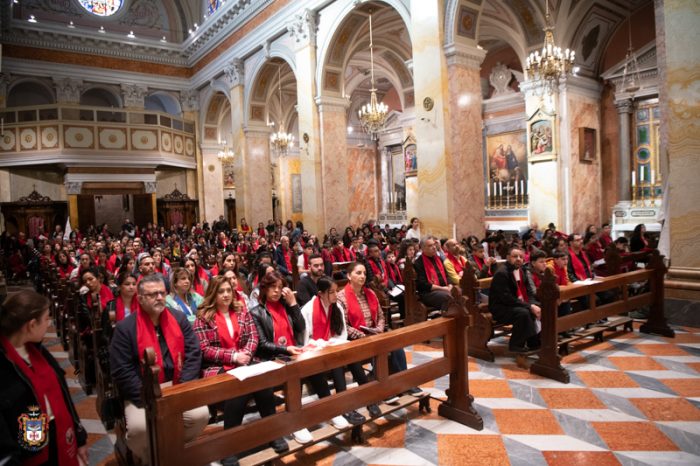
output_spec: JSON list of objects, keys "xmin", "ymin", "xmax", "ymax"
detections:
[
  {"xmin": 508, "ymin": 345, "xmax": 529, "ymax": 353},
  {"xmin": 367, "ymin": 404, "xmax": 382, "ymax": 418},
  {"xmin": 221, "ymin": 455, "xmax": 240, "ymax": 466},
  {"xmin": 269, "ymin": 438, "xmax": 289, "ymax": 453},
  {"xmin": 406, "ymin": 387, "xmax": 424, "ymax": 396},
  {"xmin": 343, "ymin": 410, "xmax": 366, "ymax": 425}
]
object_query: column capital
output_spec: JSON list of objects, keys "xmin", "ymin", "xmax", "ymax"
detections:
[
  {"xmin": 224, "ymin": 58, "xmax": 245, "ymax": 88},
  {"xmin": 288, "ymin": 9, "xmax": 317, "ymax": 46},
  {"xmin": 143, "ymin": 181, "xmax": 157, "ymax": 194},
  {"xmin": 315, "ymin": 95, "xmax": 350, "ymax": 113},
  {"xmin": 615, "ymin": 99, "xmax": 634, "ymax": 114},
  {"xmin": 53, "ymin": 77, "xmax": 84, "ymax": 104},
  {"xmin": 181, "ymin": 89, "xmax": 200, "ymax": 112},
  {"xmin": 121, "ymin": 83, "xmax": 148, "ymax": 109},
  {"xmin": 64, "ymin": 181, "xmax": 83, "ymax": 195},
  {"xmin": 444, "ymin": 42, "xmax": 486, "ymax": 69}
]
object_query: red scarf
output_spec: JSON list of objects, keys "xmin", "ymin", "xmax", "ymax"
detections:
[
  {"xmin": 553, "ymin": 264, "xmax": 569, "ymax": 286},
  {"xmin": 267, "ymin": 300, "xmax": 295, "ymax": 346},
  {"xmin": 386, "ymin": 261, "xmax": 402, "ymax": 285},
  {"xmin": 345, "ymin": 286, "xmax": 379, "ymax": 330},
  {"xmin": 446, "ymin": 253, "xmax": 465, "ymax": 274},
  {"xmin": 368, "ymin": 258, "xmax": 388, "ymax": 287},
  {"xmin": 568, "ymin": 248, "xmax": 591, "ymax": 281},
  {"xmin": 303, "ymin": 253, "xmax": 309, "ymax": 270},
  {"xmin": 1, "ymin": 337, "xmax": 79, "ymax": 466},
  {"xmin": 136, "ymin": 309, "xmax": 185, "ymax": 384},
  {"xmin": 282, "ymin": 248, "xmax": 293, "ymax": 272},
  {"xmin": 421, "ymin": 254, "xmax": 448, "ymax": 286},
  {"xmin": 532, "ymin": 272, "xmax": 542, "ymax": 289},
  {"xmin": 332, "ymin": 247, "xmax": 351, "ymax": 262},
  {"xmin": 514, "ymin": 270, "xmax": 528, "ymax": 302},
  {"xmin": 115, "ymin": 294, "xmax": 139, "ymax": 322},
  {"xmin": 215, "ymin": 308, "xmax": 240, "ymax": 370},
  {"xmin": 312, "ymin": 298, "xmax": 331, "ymax": 341},
  {"xmin": 86, "ymin": 284, "xmax": 114, "ymax": 311}
]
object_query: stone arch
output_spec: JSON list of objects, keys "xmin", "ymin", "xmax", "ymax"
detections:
[
  {"xmin": 244, "ymin": 52, "xmax": 297, "ymax": 128},
  {"xmin": 7, "ymin": 78, "xmax": 55, "ymax": 106},
  {"xmin": 145, "ymin": 91, "xmax": 182, "ymax": 116},
  {"xmin": 80, "ymin": 85, "xmax": 122, "ymax": 107},
  {"xmin": 200, "ymin": 89, "xmax": 231, "ymax": 143},
  {"xmin": 316, "ymin": 0, "xmax": 412, "ymax": 99}
]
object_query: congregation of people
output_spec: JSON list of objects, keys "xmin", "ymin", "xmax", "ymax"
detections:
[{"xmin": 0, "ymin": 215, "xmax": 656, "ymax": 465}]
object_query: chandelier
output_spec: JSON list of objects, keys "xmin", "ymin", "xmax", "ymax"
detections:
[
  {"xmin": 270, "ymin": 65, "xmax": 294, "ymax": 156},
  {"xmin": 358, "ymin": 11, "xmax": 388, "ymax": 140},
  {"xmin": 525, "ymin": 0, "xmax": 575, "ymax": 94},
  {"xmin": 620, "ymin": 14, "xmax": 641, "ymax": 94},
  {"xmin": 217, "ymin": 140, "xmax": 235, "ymax": 163}
]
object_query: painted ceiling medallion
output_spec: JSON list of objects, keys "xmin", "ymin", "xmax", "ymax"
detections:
[{"xmin": 78, "ymin": 0, "xmax": 124, "ymax": 17}]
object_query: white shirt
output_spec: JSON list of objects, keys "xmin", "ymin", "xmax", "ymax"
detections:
[{"xmin": 300, "ymin": 296, "xmax": 348, "ymax": 345}]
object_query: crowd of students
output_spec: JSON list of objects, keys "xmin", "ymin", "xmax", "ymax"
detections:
[{"xmin": 0, "ymin": 216, "xmax": 655, "ymax": 465}]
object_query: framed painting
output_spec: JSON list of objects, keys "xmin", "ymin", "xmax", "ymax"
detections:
[
  {"xmin": 527, "ymin": 108, "xmax": 557, "ymax": 162},
  {"xmin": 486, "ymin": 129, "xmax": 528, "ymax": 185},
  {"xmin": 579, "ymin": 127, "xmax": 596, "ymax": 163},
  {"xmin": 222, "ymin": 163, "xmax": 235, "ymax": 189}
]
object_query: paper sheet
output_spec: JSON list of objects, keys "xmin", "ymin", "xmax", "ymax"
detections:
[{"xmin": 226, "ymin": 361, "xmax": 284, "ymax": 380}]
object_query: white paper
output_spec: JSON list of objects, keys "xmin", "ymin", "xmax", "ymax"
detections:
[
  {"xmin": 593, "ymin": 259, "xmax": 606, "ymax": 267},
  {"xmin": 389, "ymin": 284, "xmax": 405, "ymax": 297},
  {"xmin": 227, "ymin": 361, "xmax": 284, "ymax": 380},
  {"xmin": 574, "ymin": 278, "xmax": 600, "ymax": 285}
]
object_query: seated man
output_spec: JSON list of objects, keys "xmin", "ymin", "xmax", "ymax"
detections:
[
  {"xmin": 295, "ymin": 253, "xmax": 325, "ymax": 307},
  {"xmin": 568, "ymin": 233, "xmax": 615, "ymax": 307},
  {"xmin": 488, "ymin": 246, "xmax": 541, "ymax": 353},
  {"xmin": 413, "ymin": 237, "xmax": 452, "ymax": 311},
  {"xmin": 530, "ymin": 250, "xmax": 572, "ymax": 319},
  {"xmin": 443, "ymin": 238, "xmax": 467, "ymax": 286},
  {"xmin": 110, "ymin": 274, "xmax": 209, "ymax": 465}
]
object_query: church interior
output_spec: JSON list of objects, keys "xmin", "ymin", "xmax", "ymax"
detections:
[{"xmin": 1, "ymin": 0, "xmax": 700, "ymax": 465}]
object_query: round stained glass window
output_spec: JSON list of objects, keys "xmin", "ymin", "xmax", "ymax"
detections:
[
  {"xmin": 637, "ymin": 148, "xmax": 651, "ymax": 162},
  {"xmin": 78, "ymin": 0, "xmax": 124, "ymax": 16}
]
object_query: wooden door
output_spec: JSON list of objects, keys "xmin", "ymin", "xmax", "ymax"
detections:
[
  {"xmin": 225, "ymin": 198, "xmax": 236, "ymax": 231},
  {"xmin": 133, "ymin": 194, "xmax": 153, "ymax": 229},
  {"xmin": 77, "ymin": 195, "xmax": 96, "ymax": 232}
]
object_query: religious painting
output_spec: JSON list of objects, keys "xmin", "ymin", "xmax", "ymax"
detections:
[
  {"xmin": 457, "ymin": 5, "xmax": 478, "ymax": 39},
  {"xmin": 291, "ymin": 174, "xmax": 302, "ymax": 213},
  {"xmin": 486, "ymin": 130, "xmax": 528, "ymax": 185},
  {"xmin": 527, "ymin": 108, "xmax": 557, "ymax": 162},
  {"xmin": 404, "ymin": 143, "xmax": 417, "ymax": 176},
  {"xmin": 223, "ymin": 163, "xmax": 235, "ymax": 189},
  {"xmin": 392, "ymin": 148, "xmax": 407, "ymax": 211},
  {"xmin": 579, "ymin": 127, "xmax": 596, "ymax": 163}
]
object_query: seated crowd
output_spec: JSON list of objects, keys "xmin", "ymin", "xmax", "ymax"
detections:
[{"xmin": 0, "ymin": 216, "xmax": 655, "ymax": 465}]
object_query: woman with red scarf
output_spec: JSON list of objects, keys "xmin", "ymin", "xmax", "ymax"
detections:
[
  {"xmin": 55, "ymin": 249, "xmax": 75, "ymax": 280},
  {"xmin": 0, "ymin": 290, "xmax": 89, "ymax": 465},
  {"xmin": 193, "ymin": 275, "xmax": 287, "ymax": 466}
]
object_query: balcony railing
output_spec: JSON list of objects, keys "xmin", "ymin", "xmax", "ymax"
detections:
[{"xmin": 0, "ymin": 104, "xmax": 196, "ymax": 167}]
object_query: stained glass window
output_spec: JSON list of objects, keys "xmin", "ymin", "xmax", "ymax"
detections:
[
  {"xmin": 207, "ymin": 0, "xmax": 222, "ymax": 15},
  {"xmin": 78, "ymin": 0, "xmax": 124, "ymax": 17}
]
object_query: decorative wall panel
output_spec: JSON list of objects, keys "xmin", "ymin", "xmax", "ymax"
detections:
[
  {"xmin": 98, "ymin": 128, "xmax": 127, "ymax": 150},
  {"xmin": 161, "ymin": 132, "xmax": 172, "ymax": 152},
  {"xmin": 64, "ymin": 126, "xmax": 95, "ymax": 149},
  {"xmin": 40, "ymin": 126, "xmax": 59, "ymax": 149},
  {"xmin": 130, "ymin": 129, "xmax": 158, "ymax": 150},
  {"xmin": 19, "ymin": 128, "xmax": 38, "ymax": 151}
]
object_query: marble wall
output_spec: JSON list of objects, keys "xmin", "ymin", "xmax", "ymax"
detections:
[
  {"xmin": 568, "ymin": 94, "xmax": 603, "ymax": 234},
  {"xmin": 347, "ymin": 147, "xmax": 377, "ymax": 228},
  {"xmin": 600, "ymin": 85, "xmax": 621, "ymax": 222},
  {"xmin": 447, "ymin": 63, "xmax": 485, "ymax": 239},
  {"xmin": 155, "ymin": 168, "xmax": 188, "ymax": 198},
  {"xmin": 10, "ymin": 167, "xmax": 65, "ymax": 201},
  {"xmin": 200, "ymin": 149, "xmax": 225, "ymax": 224},
  {"xmin": 243, "ymin": 132, "xmax": 273, "ymax": 226},
  {"xmin": 320, "ymin": 108, "xmax": 349, "ymax": 230}
]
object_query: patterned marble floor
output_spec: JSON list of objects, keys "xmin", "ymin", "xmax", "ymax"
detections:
[{"xmin": 44, "ymin": 323, "xmax": 700, "ymax": 466}]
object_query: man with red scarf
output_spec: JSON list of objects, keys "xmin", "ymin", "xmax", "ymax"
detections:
[
  {"xmin": 443, "ymin": 239, "xmax": 467, "ymax": 285},
  {"xmin": 109, "ymin": 275, "xmax": 208, "ymax": 464},
  {"xmin": 413, "ymin": 237, "xmax": 452, "ymax": 311},
  {"xmin": 295, "ymin": 254, "xmax": 326, "ymax": 306},
  {"xmin": 567, "ymin": 233, "xmax": 616, "ymax": 308},
  {"xmin": 488, "ymin": 246, "xmax": 541, "ymax": 353},
  {"xmin": 274, "ymin": 235, "xmax": 294, "ymax": 279}
]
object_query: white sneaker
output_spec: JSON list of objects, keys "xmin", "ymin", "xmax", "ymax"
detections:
[
  {"xmin": 384, "ymin": 395, "xmax": 400, "ymax": 404},
  {"xmin": 293, "ymin": 428, "xmax": 313, "ymax": 444},
  {"xmin": 330, "ymin": 415, "xmax": 350, "ymax": 429}
]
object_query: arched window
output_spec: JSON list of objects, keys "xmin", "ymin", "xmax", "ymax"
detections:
[{"xmin": 78, "ymin": 0, "xmax": 124, "ymax": 17}]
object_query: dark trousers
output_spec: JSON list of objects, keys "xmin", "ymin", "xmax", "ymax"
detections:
[
  {"xmin": 490, "ymin": 305, "xmax": 537, "ymax": 349},
  {"xmin": 308, "ymin": 361, "xmax": 370, "ymax": 397},
  {"xmin": 419, "ymin": 290, "xmax": 451, "ymax": 311},
  {"xmin": 223, "ymin": 388, "xmax": 277, "ymax": 429},
  {"xmin": 558, "ymin": 301, "xmax": 572, "ymax": 317}
]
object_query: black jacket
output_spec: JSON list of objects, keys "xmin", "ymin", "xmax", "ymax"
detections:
[
  {"xmin": 414, "ymin": 254, "xmax": 448, "ymax": 295},
  {"xmin": 488, "ymin": 262, "xmax": 539, "ymax": 313},
  {"xmin": 0, "ymin": 343, "xmax": 88, "ymax": 465},
  {"xmin": 109, "ymin": 308, "xmax": 202, "ymax": 408},
  {"xmin": 250, "ymin": 302, "xmax": 305, "ymax": 360},
  {"xmin": 295, "ymin": 276, "xmax": 319, "ymax": 307}
]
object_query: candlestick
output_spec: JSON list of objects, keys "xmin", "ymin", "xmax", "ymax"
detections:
[
  {"xmin": 515, "ymin": 181, "xmax": 519, "ymax": 197},
  {"xmin": 631, "ymin": 170, "xmax": 636, "ymax": 187},
  {"xmin": 506, "ymin": 182, "xmax": 510, "ymax": 209},
  {"xmin": 499, "ymin": 182, "xmax": 503, "ymax": 209},
  {"xmin": 651, "ymin": 170, "xmax": 655, "ymax": 186}
]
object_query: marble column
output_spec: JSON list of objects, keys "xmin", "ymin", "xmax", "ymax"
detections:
[
  {"xmin": 616, "ymin": 99, "xmax": 633, "ymax": 201},
  {"xmin": 65, "ymin": 181, "xmax": 82, "ymax": 231},
  {"xmin": 181, "ymin": 89, "xmax": 204, "ymax": 221},
  {"xmin": 655, "ymin": 0, "xmax": 700, "ymax": 301},
  {"xmin": 200, "ymin": 143, "xmax": 226, "ymax": 223},
  {"xmin": 243, "ymin": 126, "xmax": 274, "ymax": 224},
  {"xmin": 445, "ymin": 43, "xmax": 486, "ymax": 239},
  {"xmin": 409, "ymin": 0, "xmax": 453, "ymax": 237},
  {"xmin": 289, "ymin": 9, "xmax": 324, "ymax": 235},
  {"xmin": 316, "ymin": 96, "xmax": 350, "ymax": 231},
  {"xmin": 225, "ymin": 60, "xmax": 248, "ymax": 227}
]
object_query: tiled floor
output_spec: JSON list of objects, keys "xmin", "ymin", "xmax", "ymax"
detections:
[{"xmin": 46, "ymin": 323, "xmax": 700, "ymax": 465}]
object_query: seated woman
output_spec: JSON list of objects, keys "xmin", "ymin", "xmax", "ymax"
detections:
[
  {"xmin": 0, "ymin": 290, "xmax": 89, "ymax": 465},
  {"xmin": 166, "ymin": 267, "xmax": 203, "ymax": 325},
  {"xmin": 250, "ymin": 271, "xmax": 315, "ymax": 444},
  {"xmin": 105, "ymin": 270, "xmax": 139, "ymax": 341},
  {"xmin": 300, "ymin": 277, "xmax": 366, "ymax": 427},
  {"xmin": 183, "ymin": 257, "xmax": 208, "ymax": 297},
  {"xmin": 193, "ymin": 276, "xmax": 287, "ymax": 466}
]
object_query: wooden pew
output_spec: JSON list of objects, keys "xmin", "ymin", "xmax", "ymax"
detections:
[
  {"xmin": 531, "ymin": 250, "xmax": 673, "ymax": 383},
  {"xmin": 140, "ymin": 289, "xmax": 482, "ymax": 466},
  {"xmin": 93, "ymin": 299, "xmax": 120, "ymax": 430},
  {"xmin": 402, "ymin": 259, "xmax": 432, "ymax": 326}
]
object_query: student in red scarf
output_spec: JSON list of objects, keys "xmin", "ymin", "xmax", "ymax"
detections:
[
  {"xmin": 192, "ymin": 276, "xmax": 286, "ymax": 465},
  {"xmin": 469, "ymin": 244, "xmax": 497, "ymax": 278},
  {"xmin": 55, "ymin": 249, "xmax": 75, "ymax": 280},
  {"xmin": 413, "ymin": 237, "xmax": 453, "ymax": 311},
  {"xmin": 331, "ymin": 238, "xmax": 354, "ymax": 263},
  {"xmin": 250, "ymin": 271, "xmax": 309, "ymax": 446},
  {"xmin": 488, "ymin": 246, "xmax": 541, "ymax": 353},
  {"xmin": 299, "ymin": 277, "xmax": 367, "ymax": 428},
  {"xmin": 297, "ymin": 243, "xmax": 314, "ymax": 276},
  {"xmin": 0, "ymin": 290, "xmax": 89, "ymax": 466},
  {"xmin": 109, "ymin": 274, "xmax": 209, "ymax": 465},
  {"xmin": 443, "ymin": 239, "xmax": 467, "ymax": 285},
  {"xmin": 274, "ymin": 236, "xmax": 294, "ymax": 278}
]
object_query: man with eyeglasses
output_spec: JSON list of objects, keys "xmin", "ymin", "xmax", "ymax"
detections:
[{"xmin": 110, "ymin": 274, "xmax": 208, "ymax": 465}]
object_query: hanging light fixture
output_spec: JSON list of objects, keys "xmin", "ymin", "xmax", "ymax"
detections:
[
  {"xmin": 217, "ymin": 139, "xmax": 235, "ymax": 163},
  {"xmin": 525, "ymin": 0, "xmax": 576, "ymax": 94},
  {"xmin": 358, "ymin": 10, "xmax": 388, "ymax": 140},
  {"xmin": 620, "ymin": 14, "xmax": 641, "ymax": 95},
  {"xmin": 270, "ymin": 65, "xmax": 294, "ymax": 156}
]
